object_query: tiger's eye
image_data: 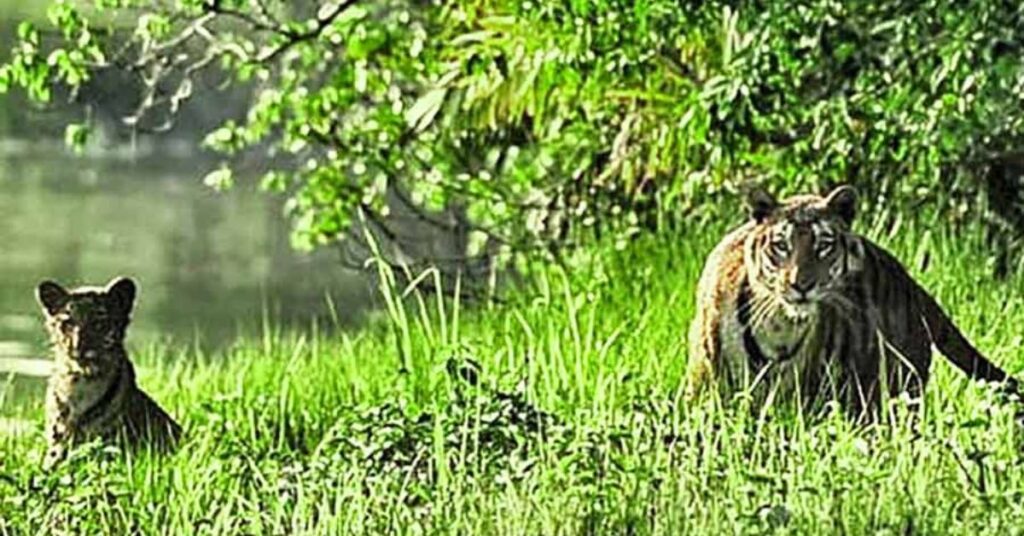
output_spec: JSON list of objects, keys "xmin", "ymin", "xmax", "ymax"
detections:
[
  {"xmin": 771, "ymin": 237, "xmax": 789, "ymax": 255},
  {"xmin": 816, "ymin": 240, "xmax": 834, "ymax": 257}
]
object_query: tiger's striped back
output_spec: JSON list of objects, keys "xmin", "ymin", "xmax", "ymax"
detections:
[{"xmin": 823, "ymin": 237, "xmax": 1018, "ymax": 416}]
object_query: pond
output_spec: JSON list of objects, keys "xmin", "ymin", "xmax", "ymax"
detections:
[{"xmin": 0, "ymin": 143, "xmax": 372, "ymax": 417}]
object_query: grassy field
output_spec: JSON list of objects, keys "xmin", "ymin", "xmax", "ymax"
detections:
[{"xmin": 2, "ymin": 214, "xmax": 1024, "ymax": 535}]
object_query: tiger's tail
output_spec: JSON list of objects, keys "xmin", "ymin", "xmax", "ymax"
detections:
[{"xmin": 916, "ymin": 284, "xmax": 1021, "ymax": 397}]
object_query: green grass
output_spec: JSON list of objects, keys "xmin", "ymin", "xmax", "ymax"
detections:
[{"xmin": 2, "ymin": 216, "xmax": 1024, "ymax": 534}]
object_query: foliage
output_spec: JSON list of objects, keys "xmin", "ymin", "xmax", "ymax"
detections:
[
  {"xmin": 3, "ymin": 1, "xmax": 1024, "ymax": 272},
  {"xmin": 2, "ymin": 223, "xmax": 1024, "ymax": 533}
]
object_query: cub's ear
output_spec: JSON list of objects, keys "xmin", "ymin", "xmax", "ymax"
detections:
[
  {"xmin": 744, "ymin": 186, "xmax": 779, "ymax": 223},
  {"xmin": 824, "ymin": 185, "xmax": 857, "ymax": 225},
  {"xmin": 105, "ymin": 277, "xmax": 137, "ymax": 315},
  {"xmin": 36, "ymin": 280, "xmax": 69, "ymax": 315}
]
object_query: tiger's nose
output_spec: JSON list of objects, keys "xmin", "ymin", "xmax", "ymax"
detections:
[{"xmin": 790, "ymin": 280, "xmax": 814, "ymax": 295}]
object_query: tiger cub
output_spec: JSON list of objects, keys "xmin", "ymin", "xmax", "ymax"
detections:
[
  {"xmin": 37, "ymin": 277, "xmax": 181, "ymax": 468},
  {"xmin": 685, "ymin": 185, "xmax": 1020, "ymax": 419}
]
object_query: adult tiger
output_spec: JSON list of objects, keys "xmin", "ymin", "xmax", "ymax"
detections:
[{"xmin": 685, "ymin": 184, "xmax": 1020, "ymax": 419}]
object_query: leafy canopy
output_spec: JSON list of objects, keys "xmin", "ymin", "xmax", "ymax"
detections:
[{"xmin": 3, "ymin": 0, "xmax": 1024, "ymax": 271}]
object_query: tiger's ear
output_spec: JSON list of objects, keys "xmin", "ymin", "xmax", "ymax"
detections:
[
  {"xmin": 36, "ymin": 280, "xmax": 69, "ymax": 315},
  {"xmin": 824, "ymin": 185, "xmax": 857, "ymax": 225},
  {"xmin": 105, "ymin": 277, "xmax": 137, "ymax": 316},
  {"xmin": 744, "ymin": 186, "xmax": 779, "ymax": 223}
]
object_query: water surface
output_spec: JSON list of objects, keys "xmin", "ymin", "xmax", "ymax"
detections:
[{"xmin": 0, "ymin": 144, "xmax": 372, "ymax": 417}]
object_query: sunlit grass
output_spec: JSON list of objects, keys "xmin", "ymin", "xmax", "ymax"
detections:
[{"xmin": 1, "ymin": 216, "xmax": 1024, "ymax": 534}]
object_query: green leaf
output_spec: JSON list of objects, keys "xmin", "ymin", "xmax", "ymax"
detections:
[
  {"xmin": 405, "ymin": 88, "xmax": 447, "ymax": 133},
  {"xmin": 202, "ymin": 166, "xmax": 235, "ymax": 192},
  {"xmin": 64, "ymin": 123, "xmax": 91, "ymax": 153},
  {"xmin": 17, "ymin": 21, "xmax": 35, "ymax": 41}
]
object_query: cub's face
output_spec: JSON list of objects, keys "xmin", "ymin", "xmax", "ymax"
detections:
[
  {"xmin": 36, "ymin": 277, "xmax": 136, "ymax": 363},
  {"xmin": 743, "ymin": 185, "xmax": 862, "ymax": 317}
]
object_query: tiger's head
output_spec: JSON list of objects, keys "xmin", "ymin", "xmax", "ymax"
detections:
[
  {"xmin": 742, "ymin": 184, "xmax": 863, "ymax": 319},
  {"xmin": 36, "ymin": 277, "xmax": 136, "ymax": 365}
]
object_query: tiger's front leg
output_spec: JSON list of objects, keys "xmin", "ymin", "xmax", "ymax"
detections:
[
  {"xmin": 42, "ymin": 402, "xmax": 71, "ymax": 469},
  {"xmin": 43, "ymin": 426, "xmax": 69, "ymax": 469}
]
